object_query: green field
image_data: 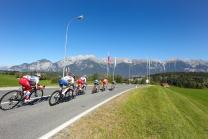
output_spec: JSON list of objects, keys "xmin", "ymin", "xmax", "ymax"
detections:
[
  {"xmin": 0, "ymin": 73, "xmax": 57, "ymax": 87},
  {"xmin": 53, "ymin": 85, "xmax": 208, "ymax": 139},
  {"xmin": 0, "ymin": 73, "xmax": 95, "ymax": 87},
  {"xmin": 0, "ymin": 73, "xmax": 20, "ymax": 87}
]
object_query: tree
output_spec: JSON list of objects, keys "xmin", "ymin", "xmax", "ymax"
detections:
[{"xmin": 114, "ymin": 75, "xmax": 123, "ymax": 83}]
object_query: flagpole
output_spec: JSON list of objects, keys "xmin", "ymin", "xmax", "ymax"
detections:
[
  {"xmin": 107, "ymin": 52, "xmax": 110, "ymax": 78},
  {"xmin": 113, "ymin": 68, "xmax": 114, "ymax": 81},
  {"xmin": 107, "ymin": 64, "xmax": 108, "ymax": 77},
  {"xmin": 146, "ymin": 55, "xmax": 149, "ymax": 84},
  {"xmin": 149, "ymin": 58, "xmax": 150, "ymax": 84},
  {"xmin": 113, "ymin": 56, "xmax": 116, "ymax": 81},
  {"xmin": 107, "ymin": 66, "xmax": 108, "ymax": 77},
  {"xmin": 107, "ymin": 52, "xmax": 108, "ymax": 77}
]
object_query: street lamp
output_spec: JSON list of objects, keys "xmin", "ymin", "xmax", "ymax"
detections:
[
  {"xmin": 129, "ymin": 65, "xmax": 130, "ymax": 85},
  {"xmin": 129, "ymin": 63, "xmax": 132, "ymax": 85},
  {"xmin": 63, "ymin": 15, "xmax": 84, "ymax": 77}
]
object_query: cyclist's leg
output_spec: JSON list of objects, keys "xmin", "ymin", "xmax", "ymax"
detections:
[
  {"xmin": 19, "ymin": 78, "xmax": 32, "ymax": 101},
  {"xmin": 59, "ymin": 79, "xmax": 69, "ymax": 95},
  {"xmin": 71, "ymin": 83, "xmax": 75, "ymax": 90}
]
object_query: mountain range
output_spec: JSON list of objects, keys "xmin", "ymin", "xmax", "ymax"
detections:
[{"xmin": 2, "ymin": 55, "xmax": 208, "ymax": 77}]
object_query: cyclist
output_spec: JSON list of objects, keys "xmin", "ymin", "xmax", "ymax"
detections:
[
  {"xmin": 19, "ymin": 73, "xmax": 43, "ymax": 102},
  {"xmin": 94, "ymin": 77, "xmax": 101, "ymax": 86},
  {"xmin": 77, "ymin": 77, "xmax": 83, "ymax": 86},
  {"xmin": 80, "ymin": 75, "xmax": 87, "ymax": 87},
  {"xmin": 103, "ymin": 77, "xmax": 108, "ymax": 85},
  {"xmin": 112, "ymin": 80, "xmax": 116, "ymax": 85},
  {"xmin": 102, "ymin": 77, "xmax": 108, "ymax": 90},
  {"xmin": 93, "ymin": 77, "xmax": 101, "ymax": 90},
  {"xmin": 76, "ymin": 76, "xmax": 84, "ymax": 94},
  {"xmin": 111, "ymin": 80, "xmax": 116, "ymax": 89},
  {"xmin": 59, "ymin": 74, "xmax": 75, "ymax": 95}
]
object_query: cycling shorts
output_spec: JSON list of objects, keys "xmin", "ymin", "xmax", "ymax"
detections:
[
  {"xmin": 103, "ymin": 81, "xmax": 107, "ymax": 85},
  {"xmin": 59, "ymin": 79, "xmax": 69, "ymax": 86},
  {"xmin": 94, "ymin": 82, "xmax": 99, "ymax": 85},
  {"xmin": 19, "ymin": 77, "xmax": 32, "ymax": 92},
  {"xmin": 77, "ymin": 79, "xmax": 83, "ymax": 84}
]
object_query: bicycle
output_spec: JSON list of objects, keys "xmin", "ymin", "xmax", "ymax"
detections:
[
  {"xmin": 111, "ymin": 84, "xmax": 116, "ymax": 91},
  {"xmin": 75, "ymin": 84, "xmax": 86, "ymax": 95},
  {"xmin": 101, "ymin": 84, "xmax": 108, "ymax": 92},
  {"xmin": 0, "ymin": 85, "xmax": 45, "ymax": 111},
  {"xmin": 48, "ymin": 85, "xmax": 74, "ymax": 106},
  {"xmin": 92, "ymin": 84, "xmax": 100, "ymax": 94},
  {"xmin": 82, "ymin": 83, "xmax": 87, "ymax": 94}
]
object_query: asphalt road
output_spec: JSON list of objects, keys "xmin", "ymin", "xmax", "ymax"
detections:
[{"xmin": 0, "ymin": 84, "xmax": 146, "ymax": 139}]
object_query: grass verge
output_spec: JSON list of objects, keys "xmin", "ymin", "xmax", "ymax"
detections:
[
  {"xmin": 0, "ymin": 73, "xmax": 19, "ymax": 87},
  {"xmin": 51, "ymin": 85, "xmax": 208, "ymax": 139}
]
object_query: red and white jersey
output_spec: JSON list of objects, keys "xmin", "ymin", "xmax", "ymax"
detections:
[
  {"xmin": 80, "ymin": 77, "xmax": 87, "ymax": 83},
  {"xmin": 103, "ymin": 79, "xmax": 108, "ymax": 84},
  {"xmin": 23, "ymin": 75, "xmax": 39, "ymax": 86},
  {"xmin": 103, "ymin": 79, "xmax": 108, "ymax": 82},
  {"xmin": 61, "ymin": 76, "xmax": 74, "ymax": 83}
]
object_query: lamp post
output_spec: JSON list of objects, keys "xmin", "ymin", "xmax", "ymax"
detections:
[
  {"xmin": 63, "ymin": 15, "xmax": 84, "ymax": 77},
  {"xmin": 129, "ymin": 65, "xmax": 130, "ymax": 85}
]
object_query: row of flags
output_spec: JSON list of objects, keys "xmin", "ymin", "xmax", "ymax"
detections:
[
  {"xmin": 108, "ymin": 52, "xmax": 116, "ymax": 67},
  {"xmin": 107, "ymin": 52, "xmax": 116, "ymax": 78}
]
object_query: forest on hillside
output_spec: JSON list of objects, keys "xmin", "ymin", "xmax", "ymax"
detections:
[{"xmin": 151, "ymin": 72, "xmax": 208, "ymax": 89}]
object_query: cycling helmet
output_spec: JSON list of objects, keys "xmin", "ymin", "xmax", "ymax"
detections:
[
  {"xmin": 35, "ymin": 73, "xmax": 41, "ymax": 78},
  {"xmin": 97, "ymin": 77, "xmax": 100, "ymax": 81},
  {"xmin": 71, "ymin": 74, "xmax": 75, "ymax": 78}
]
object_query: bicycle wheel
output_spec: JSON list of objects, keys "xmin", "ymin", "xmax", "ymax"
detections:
[
  {"xmin": 83, "ymin": 86, "xmax": 86, "ymax": 94},
  {"xmin": 102, "ymin": 85, "xmax": 105, "ymax": 92},
  {"xmin": 71, "ymin": 89, "xmax": 76, "ymax": 99},
  {"xmin": 75, "ymin": 87, "xmax": 79, "ymax": 96},
  {"xmin": 0, "ymin": 90, "xmax": 24, "ymax": 110},
  {"xmin": 97, "ymin": 85, "xmax": 100, "ymax": 93},
  {"xmin": 49, "ymin": 90, "xmax": 61, "ymax": 106},
  {"xmin": 92, "ymin": 85, "xmax": 96, "ymax": 94},
  {"xmin": 30, "ymin": 89, "xmax": 43, "ymax": 104},
  {"xmin": 65, "ymin": 89, "xmax": 74, "ymax": 101},
  {"xmin": 111, "ymin": 85, "xmax": 114, "ymax": 91},
  {"xmin": 78, "ymin": 90, "xmax": 82, "ymax": 95}
]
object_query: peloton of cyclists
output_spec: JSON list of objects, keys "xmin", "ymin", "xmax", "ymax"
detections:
[{"xmin": 19, "ymin": 73, "xmax": 44, "ymax": 102}]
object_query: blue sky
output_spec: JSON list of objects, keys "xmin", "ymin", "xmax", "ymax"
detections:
[{"xmin": 0, "ymin": 0, "xmax": 208, "ymax": 66}]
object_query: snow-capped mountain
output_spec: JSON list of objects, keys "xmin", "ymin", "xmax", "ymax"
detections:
[
  {"xmin": 0, "ymin": 64, "xmax": 13, "ymax": 70},
  {"xmin": 6, "ymin": 55, "xmax": 208, "ymax": 77}
]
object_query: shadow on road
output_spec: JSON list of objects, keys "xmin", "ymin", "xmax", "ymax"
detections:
[{"xmin": 16, "ymin": 96, "xmax": 50, "ymax": 108}]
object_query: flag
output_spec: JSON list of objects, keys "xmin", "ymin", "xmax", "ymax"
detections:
[
  {"xmin": 114, "ymin": 56, "xmax": 116, "ymax": 67},
  {"xmin": 108, "ymin": 52, "xmax": 110, "ymax": 65}
]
